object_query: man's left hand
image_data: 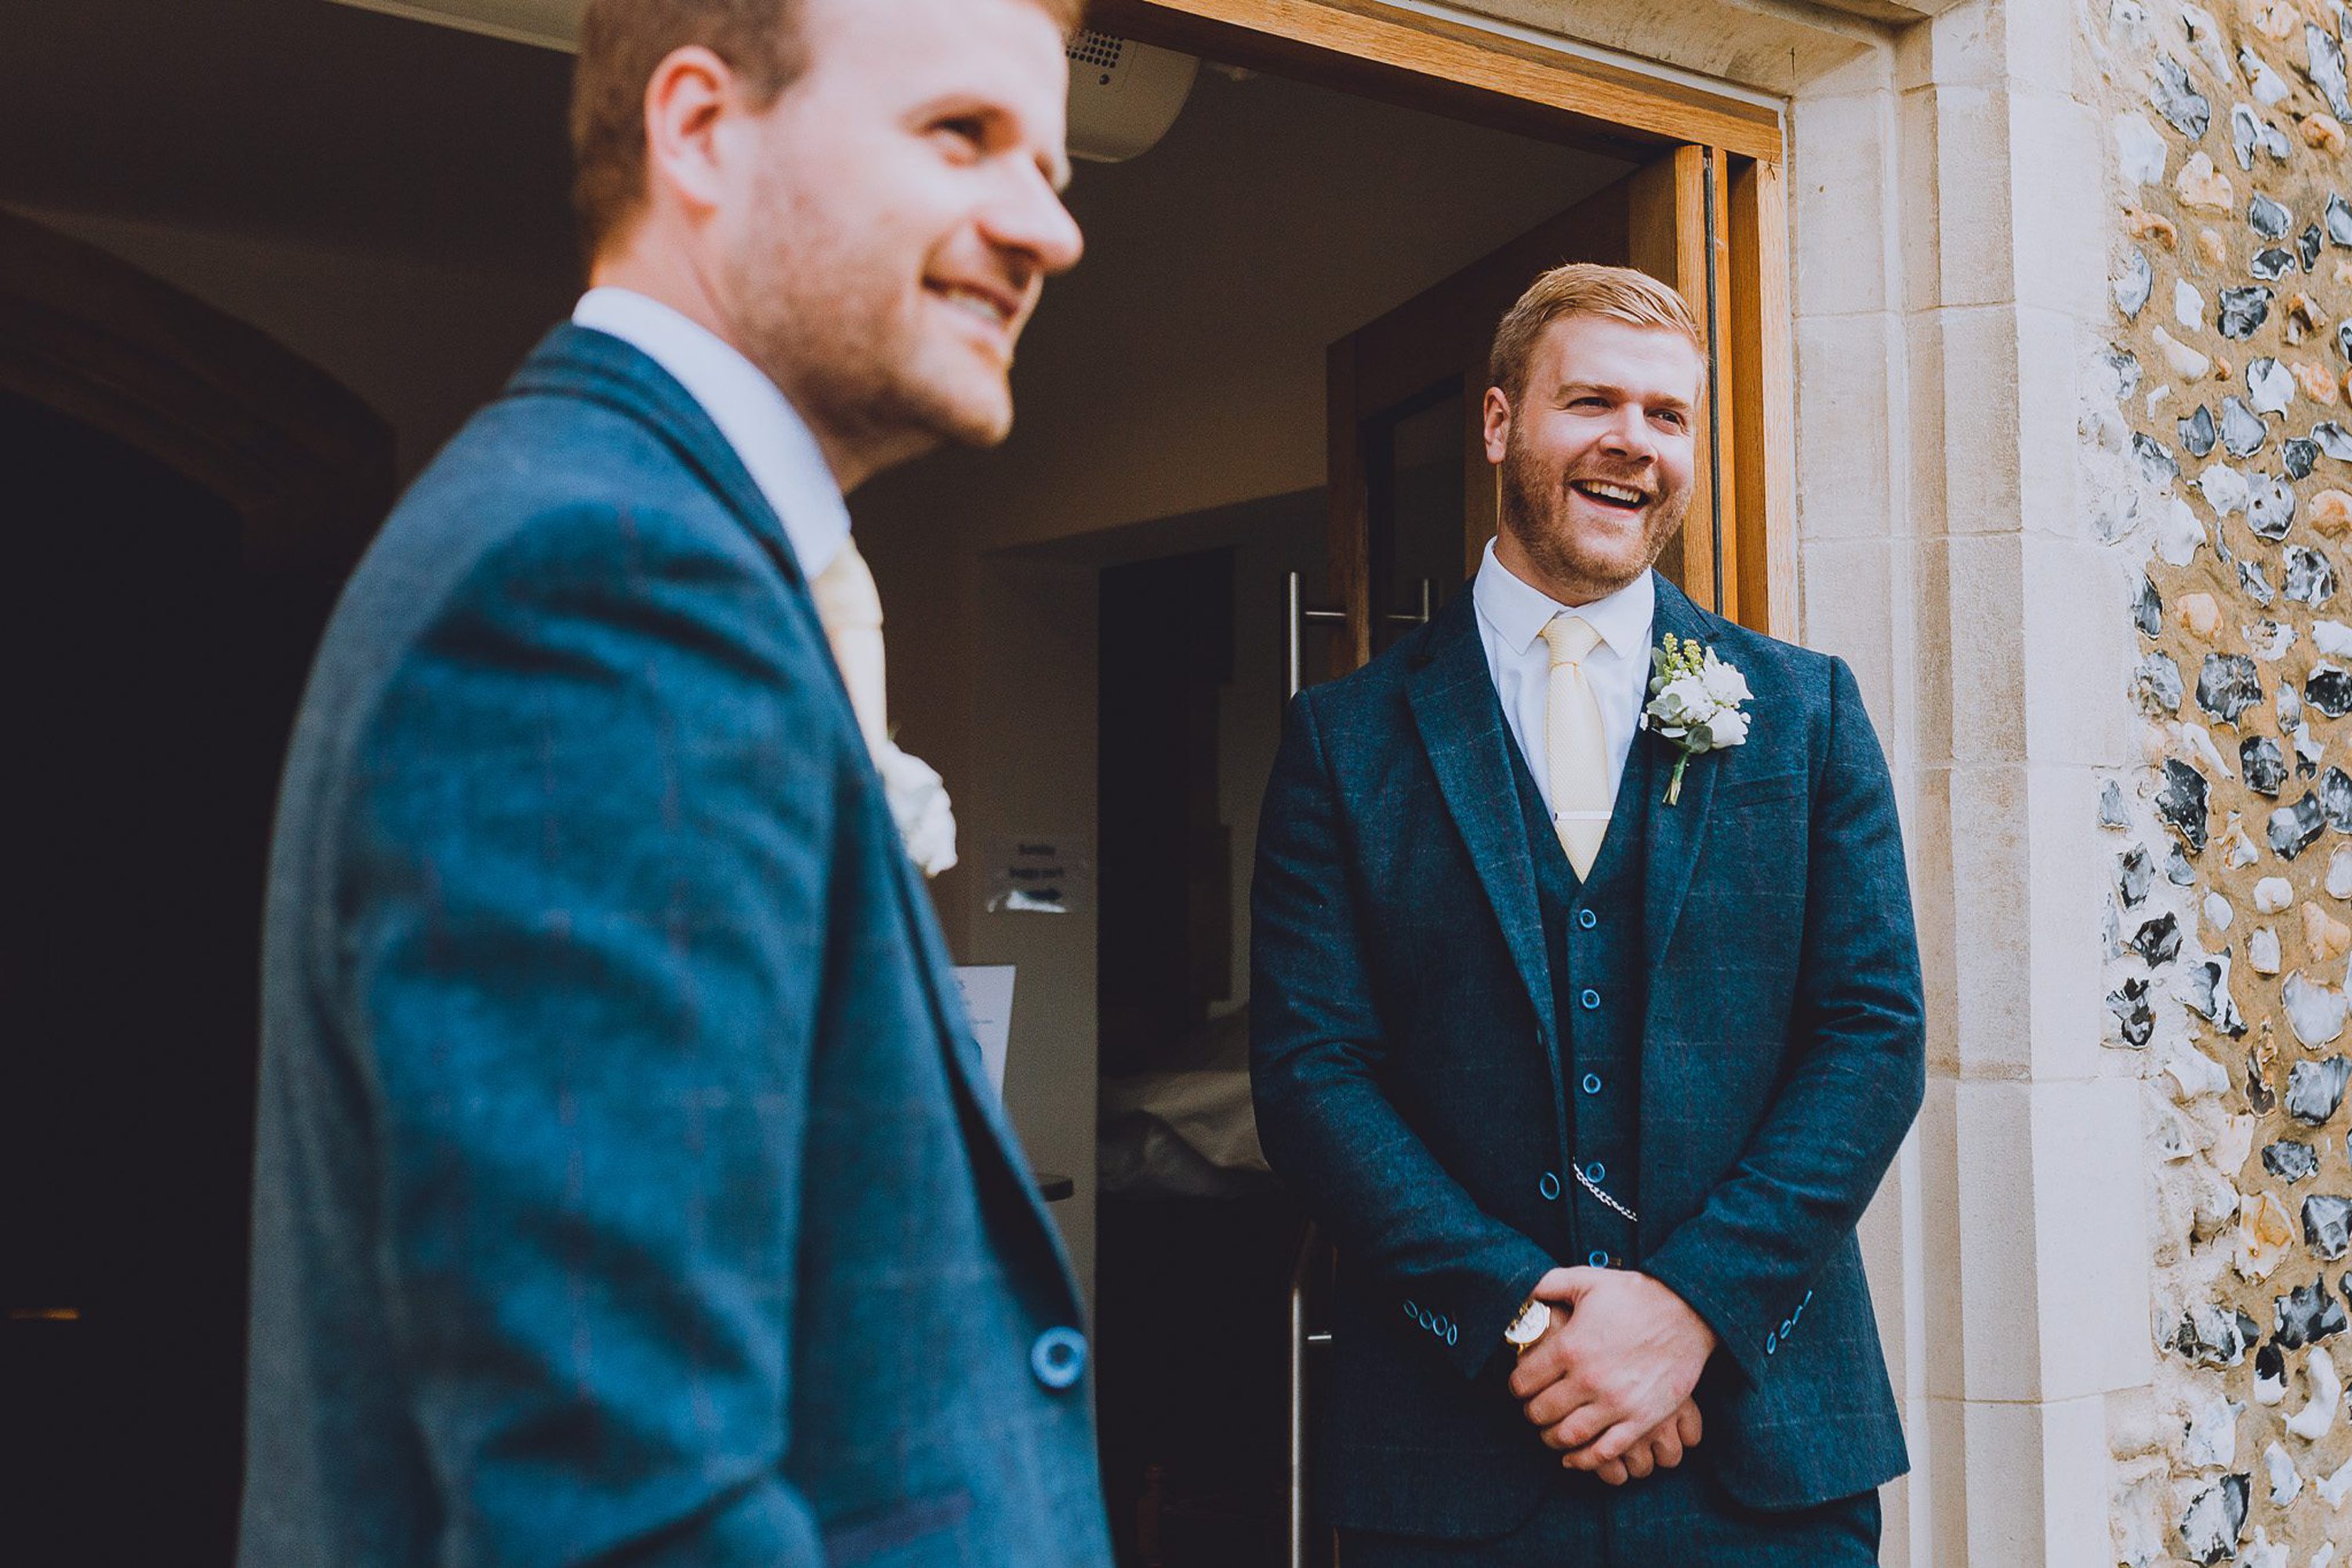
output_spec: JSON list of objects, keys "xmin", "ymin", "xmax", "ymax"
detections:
[{"xmin": 1505, "ymin": 1267, "xmax": 1718, "ymax": 1469}]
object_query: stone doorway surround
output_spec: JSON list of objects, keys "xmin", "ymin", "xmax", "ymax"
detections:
[{"xmin": 1428, "ymin": 0, "xmax": 2141, "ymax": 1563}]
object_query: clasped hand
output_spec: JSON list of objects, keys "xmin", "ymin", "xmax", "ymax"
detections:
[{"xmin": 1505, "ymin": 1266, "xmax": 1715, "ymax": 1486}]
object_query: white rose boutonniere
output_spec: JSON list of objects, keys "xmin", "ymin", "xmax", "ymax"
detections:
[
  {"xmin": 1643, "ymin": 633, "xmax": 1753, "ymax": 806},
  {"xmin": 875, "ymin": 739, "xmax": 959, "ymax": 878}
]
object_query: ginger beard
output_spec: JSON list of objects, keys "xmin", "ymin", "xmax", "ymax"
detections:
[
  {"xmin": 1496, "ymin": 419, "xmax": 1693, "ymax": 603},
  {"xmin": 723, "ymin": 159, "xmax": 1033, "ymax": 463}
]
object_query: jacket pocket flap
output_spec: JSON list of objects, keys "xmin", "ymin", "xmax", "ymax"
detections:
[{"xmin": 1712, "ymin": 771, "xmax": 1807, "ymax": 809}]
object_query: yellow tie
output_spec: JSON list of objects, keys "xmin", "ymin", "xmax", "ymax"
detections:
[
  {"xmin": 809, "ymin": 537, "xmax": 888, "ymax": 752},
  {"xmin": 1540, "ymin": 615, "xmax": 1611, "ymax": 879}
]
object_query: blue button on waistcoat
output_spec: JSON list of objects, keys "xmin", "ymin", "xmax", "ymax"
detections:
[{"xmin": 1507, "ymin": 717, "xmax": 1648, "ymax": 1273}]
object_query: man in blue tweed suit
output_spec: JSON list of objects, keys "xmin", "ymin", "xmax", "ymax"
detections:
[
  {"xmin": 238, "ymin": 2, "xmax": 1106, "ymax": 1564},
  {"xmin": 1250, "ymin": 265, "xmax": 1926, "ymax": 1563}
]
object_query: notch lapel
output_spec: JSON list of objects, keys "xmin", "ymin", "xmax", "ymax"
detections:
[
  {"xmin": 1640, "ymin": 578, "xmax": 1722, "ymax": 992},
  {"xmin": 517, "ymin": 326, "xmax": 1075, "ymax": 1294},
  {"xmin": 1406, "ymin": 597, "xmax": 1559, "ymax": 1051}
]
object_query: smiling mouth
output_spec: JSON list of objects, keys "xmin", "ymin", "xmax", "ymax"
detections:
[
  {"xmin": 1570, "ymin": 478, "xmax": 1650, "ymax": 511},
  {"xmin": 931, "ymin": 281, "xmax": 1018, "ymax": 334}
]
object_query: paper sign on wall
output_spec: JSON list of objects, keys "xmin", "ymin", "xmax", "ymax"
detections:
[
  {"xmin": 952, "ymin": 965, "xmax": 1017, "ymax": 1094},
  {"xmin": 985, "ymin": 836, "xmax": 1087, "ymax": 915}
]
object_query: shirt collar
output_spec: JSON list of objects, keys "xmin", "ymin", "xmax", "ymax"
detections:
[
  {"xmin": 1472, "ymin": 537, "xmax": 1657, "ymax": 659},
  {"xmin": 572, "ymin": 286, "xmax": 853, "ymax": 579}
]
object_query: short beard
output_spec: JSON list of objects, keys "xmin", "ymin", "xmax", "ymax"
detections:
[
  {"xmin": 719, "ymin": 176, "xmax": 1006, "ymax": 485},
  {"xmin": 1497, "ymin": 432, "xmax": 1690, "ymax": 601}
]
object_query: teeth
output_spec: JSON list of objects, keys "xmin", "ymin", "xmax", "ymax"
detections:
[
  {"xmin": 940, "ymin": 287, "xmax": 1011, "ymax": 326},
  {"xmin": 1578, "ymin": 481, "xmax": 1644, "ymax": 503}
]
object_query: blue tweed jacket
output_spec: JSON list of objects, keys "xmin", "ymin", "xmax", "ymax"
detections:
[
  {"xmin": 239, "ymin": 325, "xmax": 1112, "ymax": 1568},
  {"xmin": 1250, "ymin": 579, "xmax": 1925, "ymax": 1537}
]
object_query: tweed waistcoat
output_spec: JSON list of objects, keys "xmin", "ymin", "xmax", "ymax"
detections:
[{"xmin": 1505, "ymin": 724, "xmax": 1652, "ymax": 1269}]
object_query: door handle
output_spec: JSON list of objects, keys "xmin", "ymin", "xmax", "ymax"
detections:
[
  {"xmin": 1287, "ymin": 572, "xmax": 1348, "ymax": 699},
  {"xmin": 1287, "ymin": 575, "xmax": 1432, "ymax": 698},
  {"xmin": 1386, "ymin": 578, "xmax": 1433, "ymax": 629}
]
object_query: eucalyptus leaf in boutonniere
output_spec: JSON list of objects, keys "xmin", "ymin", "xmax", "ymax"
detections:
[{"xmin": 1643, "ymin": 633, "xmax": 1753, "ymax": 806}]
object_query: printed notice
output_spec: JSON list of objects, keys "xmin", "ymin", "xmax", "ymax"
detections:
[
  {"xmin": 952, "ymin": 965, "xmax": 1017, "ymax": 1094},
  {"xmin": 985, "ymin": 836, "xmax": 1087, "ymax": 915}
]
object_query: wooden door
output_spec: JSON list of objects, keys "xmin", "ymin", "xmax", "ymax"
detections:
[{"xmin": 1312, "ymin": 144, "xmax": 1791, "ymax": 682}]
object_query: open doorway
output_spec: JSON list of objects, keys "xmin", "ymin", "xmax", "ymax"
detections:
[
  {"xmin": 855, "ymin": 51, "xmax": 1649, "ymax": 1566},
  {"xmin": 0, "ymin": 0, "xmax": 1791, "ymax": 1558}
]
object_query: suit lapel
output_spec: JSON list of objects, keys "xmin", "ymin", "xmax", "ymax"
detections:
[
  {"xmin": 515, "ymin": 327, "xmax": 1074, "ymax": 1297},
  {"xmin": 1406, "ymin": 597, "xmax": 1559, "ymax": 1048},
  {"xmin": 514, "ymin": 325, "xmax": 814, "ymax": 586},
  {"xmin": 1639, "ymin": 577, "xmax": 1722, "ymax": 994}
]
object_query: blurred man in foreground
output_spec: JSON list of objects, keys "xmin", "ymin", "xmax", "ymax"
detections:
[{"xmin": 239, "ymin": 2, "xmax": 1102, "ymax": 1563}]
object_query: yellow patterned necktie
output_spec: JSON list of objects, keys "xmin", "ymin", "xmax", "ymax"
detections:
[
  {"xmin": 809, "ymin": 536, "xmax": 888, "ymax": 753},
  {"xmin": 1540, "ymin": 614, "xmax": 1611, "ymax": 878}
]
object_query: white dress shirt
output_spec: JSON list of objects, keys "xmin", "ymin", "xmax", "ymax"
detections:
[
  {"xmin": 1471, "ymin": 538, "xmax": 1657, "ymax": 817},
  {"xmin": 572, "ymin": 286, "xmax": 852, "ymax": 580}
]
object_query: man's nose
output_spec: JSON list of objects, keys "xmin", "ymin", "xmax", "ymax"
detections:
[
  {"xmin": 1597, "ymin": 405, "xmax": 1655, "ymax": 458},
  {"xmin": 985, "ymin": 163, "xmax": 1085, "ymax": 280}
]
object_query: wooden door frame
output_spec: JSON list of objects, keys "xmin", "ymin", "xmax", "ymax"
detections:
[{"xmin": 1093, "ymin": 0, "xmax": 1798, "ymax": 645}]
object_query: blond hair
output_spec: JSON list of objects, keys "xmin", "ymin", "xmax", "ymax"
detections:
[{"xmin": 1486, "ymin": 263, "xmax": 1703, "ymax": 402}]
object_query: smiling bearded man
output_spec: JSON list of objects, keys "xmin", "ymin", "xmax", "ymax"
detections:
[
  {"xmin": 1249, "ymin": 263, "xmax": 1925, "ymax": 1564},
  {"xmin": 238, "ymin": 2, "xmax": 1108, "ymax": 1565}
]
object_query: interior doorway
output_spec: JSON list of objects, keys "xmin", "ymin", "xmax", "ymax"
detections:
[
  {"xmin": 857, "ymin": 13, "xmax": 1789, "ymax": 1559},
  {"xmin": 0, "ymin": 210, "xmax": 392, "ymax": 1566}
]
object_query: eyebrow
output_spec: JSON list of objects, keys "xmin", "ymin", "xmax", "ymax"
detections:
[
  {"xmin": 1554, "ymin": 381, "xmax": 1693, "ymax": 412},
  {"xmin": 908, "ymin": 91, "xmax": 1071, "ymax": 193}
]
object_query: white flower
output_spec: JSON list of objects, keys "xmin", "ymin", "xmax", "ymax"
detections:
[
  {"xmin": 1698, "ymin": 655, "xmax": 1752, "ymax": 707},
  {"xmin": 1694, "ymin": 708, "xmax": 1751, "ymax": 749},
  {"xmin": 1647, "ymin": 674, "xmax": 1709, "ymax": 735},
  {"xmin": 875, "ymin": 741, "xmax": 958, "ymax": 878},
  {"xmin": 1642, "ymin": 634, "xmax": 1754, "ymax": 805}
]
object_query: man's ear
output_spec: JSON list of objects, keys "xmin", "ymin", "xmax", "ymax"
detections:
[
  {"xmin": 1482, "ymin": 385, "xmax": 1512, "ymax": 466},
  {"xmin": 642, "ymin": 45, "xmax": 737, "ymax": 217}
]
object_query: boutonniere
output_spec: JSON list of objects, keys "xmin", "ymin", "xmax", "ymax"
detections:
[
  {"xmin": 1642, "ymin": 633, "xmax": 1753, "ymax": 806},
  {"xmin": 874, "ymin": 737, "xmax": 960, "ymax": 879}
]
